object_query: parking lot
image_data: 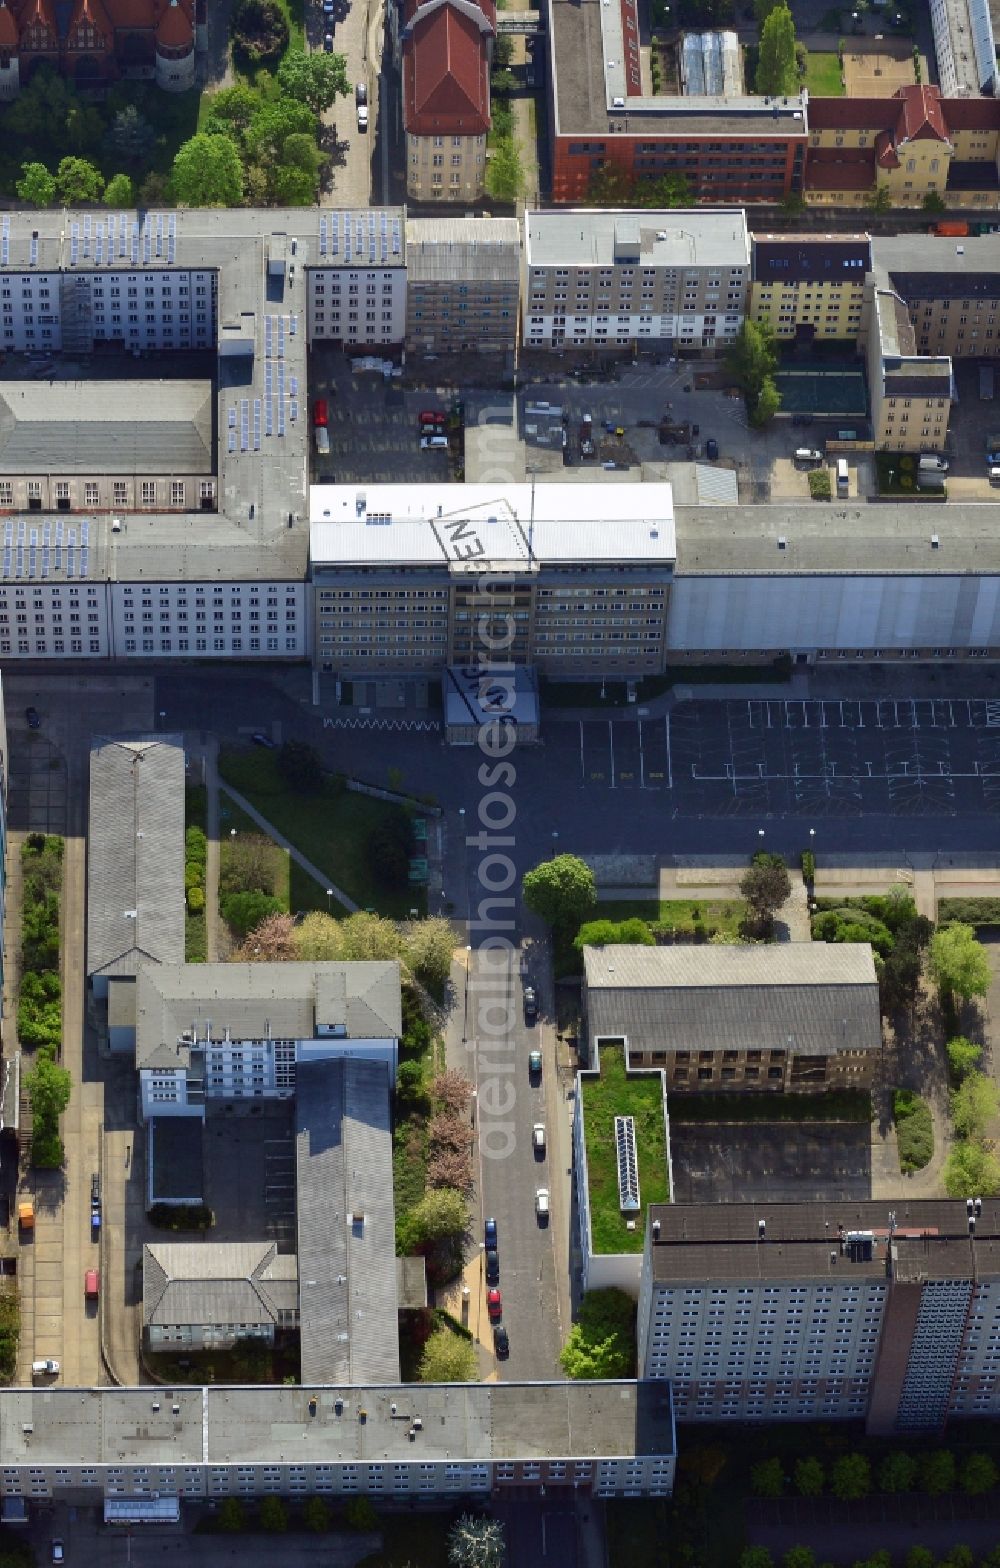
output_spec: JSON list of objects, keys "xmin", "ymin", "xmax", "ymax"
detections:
[
  {"xmin": 309, "ymin": 351, "xmax": 454, "ymax": 483},
  {"xmin": 552, "ymin": 696, "xmax": 1000, "ymax": 817}
]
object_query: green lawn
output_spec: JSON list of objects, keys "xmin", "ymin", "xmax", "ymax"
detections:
[
  {"xmin": 669, "ymin": 1089, "xmax": 873, "ymax": 1123},
  {"xmin": 581, "ymin": 1045, "xmax": 670, "ymax": 1255},
  {"xmin": 596, "ymin": 897, "xmax": 747, "ymax": 940},
  {"xmin": 218, "ymin": 794, "xmax": 337, "ymax": 919},
  {"xmin": 805, "ymin": 50, "xmax": 844, "ymax": 96},
  {"xmin": 218, "ymin": 749, "xmax": 425, "ymax": 919}
]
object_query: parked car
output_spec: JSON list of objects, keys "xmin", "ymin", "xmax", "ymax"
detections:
[
  {"xmin": 312, "ymin": 398, "xmax": 329, "ymax": 428},
  {"xmin": 251, "ymin": 731, "xmax": 277, "ymax": 748},
  {"xmin": 528, "ymin": 1049, "xmax": 542, "ymax": 1077},
  {"xmin": 356, "ymin": 81, "xmax": 368, "ymax": 105},
  {"xmin": 485, "ymin": 1248, "xmax": 500, "ymax": 1285},
  {"xmin": 420, "ymin": 434, "xmax": 448, "ymax": 450},
  {"xmin": 357, "ymin": 103, "xmax": 369, "ymax": 132},
  {"xmin": 487, "ymin": 1288, "xmax": 502, "ymax": 1321},
  {"xmin": 484, "ymin": 1217, "xmax": 497, "ymax": 1249},
  {"xmin": 705, "ymin": 438, "xmax": 719, "ymax": 461},
  {"xmin": 794, "ymin": 447, "xmax": 823, "ymax": 464},
  {"xmin": 493, "ymin": 1323, "xmax": 510, "ymax": 1359},
  {"xmin": 51, "ymin": 1542, "xmax": 64, "ymax": 1565},
  {"xmin": 323, "ymin": 30, "xmax": 334, "ymax": 47},
  {"xmin": 91, "ymin": 1172, "xmax": 100, "ymax": 1204},
  {"xmin": 25, "ymin": 706, "xmax": 40, "ymax": 729},
  {"xmin": 419, "ymin": 410, "xmax": 446, "ymax": 427},
  {"xmin": 919, "ymin": 454, "xmax": 949, "ymax": 473},
  {"xmin": 532, "ymin": 1123, "xmax": 546, "ymax": 1155},
  {"xmin": 523, "ymin": 983, "xmax": 538, "ymax": 1021},
  {"xmin": 535, "ymin": 1188, "xmax": 550, "ymax": 1223},
  {"xmin": 32, "ymin": 1359, "xmax": 59, "ymax": 1375},
  {"xmin": 85, "ymin": 1268, "xmax": 99, "ymax": 1299}
]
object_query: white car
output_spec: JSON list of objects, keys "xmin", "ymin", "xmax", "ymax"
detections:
[
  {"xmin": 532, "ymin": 1123, "xmax": 546, "ymax": 1154},
  {"xmin": 32, "ymin": 1358, "xmax": 59, "ymax": 1375},
  {"xmin": 919, "ymin": 454, "xmax": 949, "ymax": 473},
  {"xmin": 535, "ymin": 1187, "xmax": 550, "ymax": 1221},
  {"xmin": 794, "ymin": 447, "xmax": 823, "ymax": 463}
]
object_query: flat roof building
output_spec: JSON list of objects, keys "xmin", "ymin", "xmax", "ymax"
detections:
[{"xmin": 405, "ymin": 216, "xmax": 519, "ymax": 355}]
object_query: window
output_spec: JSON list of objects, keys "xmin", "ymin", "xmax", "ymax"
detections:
[{"xmin": 171, "ymin": 481, "xmax": 186, "ymax": 506}]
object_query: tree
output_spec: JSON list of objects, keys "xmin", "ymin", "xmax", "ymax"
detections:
[
  {"xmin": 783, "ymin": 1550, "xmax": 816, "ymax": 1568},
  {"xmin": 170, "ymin": 133, "xmax": 244, "ymax": 207},
  {"xmin": 231, "ymin": 0, "xmax": 289, "ymax": 66},
  {"xmin": 396, "ymin": 1059, "xmax": 429, "ymax": 1112},
  {"xmin": 738, "ymin": 1552, "xmax": 774, "ymax": 1568},
  {"xmin": 202, "ymin": 82, "xmax": 263, "ymax": 145},
  {"xmin": 903, "ymin": 1550, "xmax": 935, "ymax": 1568},
  {"xmin": 878, "ymin": 1450, "xmax": 917, "ymax": 1493},
  {"xmin": 302, "ymin": 1496, "xmax": 330, "ymax": 1532},
  {"xmin": 522, "ymin": 854, "xmax": 596, "ymax": 932},
  {"xmin": 643, "ymin": 171, "xmax": 692, "ymax": 207},
  {"xmin": 246, "ymin": 97, "xmax": 317, "ymax": 165},
  {"xmin": 220, "ymin": 889, "xmax": 284, "ymax": 939},
  {"xmin": 950, "ymin": 1072, "xmax": 999, "ymax": 1140},
  {"xmin": 217, "ymin": 1498, "xmax": 245, "ymax": 1532},
  {"xmin": 740, "ymin": 854, "xmax": 791, "ymax": 932},
  {"xmin": 277, "ymin": 50, "xmax": 350, "ymax": 112},
  {"xmin": 559, "ymin": 1288, "xmax": 636, "ymax": 1379},
  {"xmin": 944, "ymin": 1138, "xmax": 1000, "ymax": 1198},
  {"xmin": 344, "ymin": 1497, "xmax": 378, "ymax": 1531},
  {"xmin": 220, "ymin": 833, "xmax": 281, "ymax": 897},
  {"xmin": 27, "ymin": 1052, "xmax": 71, "ymax": 1129},
  {"xmin": 406, "ymin": 917, "xmax": 458, "ymax": 991},
  {"xmin": 756, "ymin": 4, "xmax": 798, "ymax": 96},
  {"xmin": 104, "ymin": 105, "xmax": 155, "ymax": 165},
  {"xmin": 750, "ymin": 374, "xmax": 781, "ymax": 428},
  {"xmin": 408, "ymin": 1187, "xmax": 468, "ymax": 1243},
  {"xmin": 54, "ymin": 156, "xmax": 103, "ymax": 204},
  {"xmin": 922, "ymin": 190, "xmax": 946, "ymax": 214},
  {"xmin": 293, "ymin": 911, "xmax": 345, "ymax": 961},
  {"xmin": 339, "ymin": 911, "xmax": 404, "ymax": 963},
  {"xmin": 919, "ymin": 1448, "xmax": 956, "ymax": 1497},
  {"xmin": 235, "ymin": 910, "xmax": 297, "ymax": 961},
  {"xmin": 276, "ymin": 738, "xmax": 323, "ymax": 792},
  {"xmin": 960, "ymin": 1452, "xmax": 997, "ymax": 1495},
  {"xmin": 448, "ymin": 1515, "xmax": 505, "ymax": 1568},
  {"xmin": 271, "ymin": 164, "xmax": 319, "ymax": 205},
  {"xmin": 280, "ymin": 130, "xmax": 326, "ymax": 175},
  {"xmin": 16, "ymin": 161, "xmax": 56, "ymax": 206},
  {"xmin": 485, "ymin": 136, "xmax": 525, "ymax": 203},
  {"xmin": 929, "ymin": 923, "xmax": 991, "ymax": 1002},
  {"xmin": 586, "ymin": 163, "xmax": 635, "ymax": 205},
  {"xmin": 103, "ymin": 173, "xmax": 135, "ymax": 206},
  {"xmin": 829, "ymin": 1453, "xmax": 870, "ymax": 1501},
  {"xmin": 432, "ymin": 1070, "xmax": 473, "ymax": 1113},
  {"xmin": 419, "ymin": 1327, "xmax": 478, "ymax": 1382},
  {"xmin": 794, "ymin": 1456, "xmax": 824, "ymax": 1497},
  {"xmin": 750, "ymin": 1457, "xmax": 785, "ymax": 1499},
  {"xmin": 258, "ymin": 1496, "xmax": 287, "ymax": 1532},
  {"xmin": 947, "ymin": 1035, "xmax": 983, "ymax": 1084},
  {"xmin": 754, "ymin": 0, "xmax": 781, "ymax": 23},
  {"xmin": 866, "ymin": 185, "xmax": 892, "ymax": 213}
]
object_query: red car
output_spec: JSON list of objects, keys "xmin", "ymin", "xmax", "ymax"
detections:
[
  {"xmin": 487, "ymin": 1288, "xmax": 502, "ymax": 1321},
  {"xmin": 419, "ymin": 410, "xmax": 446, "ymax": 427}
]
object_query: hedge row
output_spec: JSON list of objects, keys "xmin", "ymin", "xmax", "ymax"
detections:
[
  {"xmin": 185, "ymin": 814, "xmax": 208, "ymax": 963},
  {"xmin": 19, "ymin": 834, "xmax": 69, "ymax": 1167}
]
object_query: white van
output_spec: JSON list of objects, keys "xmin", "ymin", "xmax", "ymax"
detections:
[
  {"xmin": 836, "ymin": 457, "xmax": 849, "ymax": 495},
  {"xmin": 314, "ymin": 426, "xmax": 330, "ymax": 455},
  {"xmin": 420, "ymin": 434, "xmax": 449, "ymax": 450}
]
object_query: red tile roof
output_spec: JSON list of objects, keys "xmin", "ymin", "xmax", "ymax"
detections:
[
  {"xmin": 895, "ymin": 84, "xmax": 948, "ymax": 143},
  {"xmin": 875, "ymin": 128, "xmax": 898, "ymax": 169},
  {"xmin": 155, "ymin": 0, "xmax": 191, "ymax": 46},
  {"xmin": 939, "ymin": 96, "xmax": 1000, "ymax": 130},
  {"xmin": 808, "ymin": 97, "xmax": 896, "ymax": 130},
  {"xmin": 403, "ymin": 0, "xmax": 490, "ymax": 135},
  {"xmin": 0, "ymin": 0, "xmax": 17, "ymax": 42},
  {"xmin": 804, "ymin": 148, "xmax": 876, "ymax": 191}
]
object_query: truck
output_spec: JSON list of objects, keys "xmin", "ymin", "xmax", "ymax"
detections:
[{"xmin": 933, "ymin": 220, "xmax": 969, "ymax": 237}]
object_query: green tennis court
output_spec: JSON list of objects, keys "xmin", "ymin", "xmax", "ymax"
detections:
[{"xmin": 774, "ymin": 366, "xmax": 868, "ymax": 416}]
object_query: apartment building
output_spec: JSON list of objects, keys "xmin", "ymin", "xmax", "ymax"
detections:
[
  {"xmin": 0, "ymin": 1381, "xmax": 676, "ymax": 1509},
  {"xmin": 874, "ymin": 231, "xmax": 1000, "ymax": 359},
  {"xmin": 582, "ymin": 944, "xmax": 881, "ymax": 1093},
  {"xmin": 862, "ymin": 282, "xmax": 953, "ymax": 454},
  {"xmin": 749, "ymin": 234, "xmax": 870, "ymax": 342},
  {"xmin": 523, "ymin": 209, "xmax": 749, "ymax": 352},
  {"xmin": 547, "ymin": 0, "xmax": 807, "ymax": 205},
  {"xmin": 805, "ymin": 86, "xmax": 1000, "ymax": 210},
  {"xmin": 398, "ymin": 0, "xmax": 494, "ymax": 202},
  {"xmin": 310, "ymin": 482, "xmax": 675, "ymax": 678},
  {"xmin": 405, "ymin": 216, "xmax": 519, "ymax": 356},
  {"xmin": 130, "ymin": 962, "xmax": 401, "ymax": 1121},
  {"xmin": 637, "ymin": 1200, "xmax": 1000, "ymax": 1433}
]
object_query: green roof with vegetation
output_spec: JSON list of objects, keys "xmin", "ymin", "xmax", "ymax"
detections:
[{"xmin": 581, "ymin": 1045, "xmax": 669, "ymax": 1255}]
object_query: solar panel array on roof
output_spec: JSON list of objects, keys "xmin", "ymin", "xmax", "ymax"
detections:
[
  {"xmin": 3, "ymin": 518, "xmax": 89, "ymax": 580},
  {"xmin": 615, "ymin": 1115, "xmax": 641, "ymax": 1213}
]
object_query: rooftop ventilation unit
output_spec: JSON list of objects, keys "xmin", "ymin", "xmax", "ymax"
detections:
[{"xmin": 615, "ymin": 1115, "xmax": 640, "ymax": 1212}]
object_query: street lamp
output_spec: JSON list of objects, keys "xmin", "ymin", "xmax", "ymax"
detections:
[
  {"xmin": 230, "ymin": 828, "xmax": 237, "ymax": 840},
  {"xmin": 326, "ymin": 887, "xmax": 333, "ymax": 914},
  {"xmin": 757, "ymin": 828, "xmax": 765, "ymax": 841},
  {"xmin": 158, "ymin": 709, "xmax": 166, "ymax": 729},
  {"xmin": 551, "ymin": 830, "xmax": 559, "ymax": 858},
  {"xmin": 463, "ymin": 944, "xmax": 473, "ymax": 1043}
]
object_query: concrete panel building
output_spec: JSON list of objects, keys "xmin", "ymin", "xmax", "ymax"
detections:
[
  {"xmin": 405, "ymin": 216, "xmax": 519, "ymax": 356},
  {"xmin": 87, "ymin": 734, "xmax": 186, "ymax": 1009},
  {"xmin": 583, "ymin": 944, "xmax": 881, "ymax": 1092},
  {"xmin": 638, "ymin": 1199, "xmax": 1000, "ymax": 1433},
  {"xmin": 310, "ymin": 481, "xmax": 675, "ymax": 678},
  {"xmin": 523, "ymin": 209, "xmax": 749, "ymax": 352},
  {"xmin": 0, "ymin": 1382, "xmax": 676, "ymax": 1504}
]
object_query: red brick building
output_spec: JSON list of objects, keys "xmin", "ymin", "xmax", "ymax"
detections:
[
  {"xmin": 399, "ymin": 0, "xmax": 494, "ymax": 201},
  {"xmin": 0, "ymin": 0, "xmax": 195, "ymax": 97}
]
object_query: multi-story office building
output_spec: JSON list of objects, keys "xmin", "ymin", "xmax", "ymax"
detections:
[
  {"xmin": 523, "ymin": 209, "xmax": 749, "ymax": 352},
  {"xmin": 405, "ymin": 217, "xmax": 519, "ymax": 356},
  {"xmin": 749, "ymin": 234, "xmax": 870, "ymax": 342},
  {"xmin": 0, "ymin": 1380, "xmax": 676, "ymax": 1511},
  {"xmin": 582, "ymin": 944, "xmax": 881, "ymax": 1093},
  {"xmin": 547, "ymin": 0, "xmax": 807, "ymax": 205},
  {"xmin": 398, "ymin": 0, "xmax": 494, "ymax": 202},
  {"xmin": 310, "ymin": 482, "xmax": 675, "ymax": 678},
  {"xmin": 638, "ymin": 1200, "xmax": 1000, "ymax": 1433}
]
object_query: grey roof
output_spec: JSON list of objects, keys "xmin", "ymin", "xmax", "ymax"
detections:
[
  {"xmin": 295, "ymin": 1057, "xmax": 400, "ymax": 1386},
  {"xmin": 134, "ymin": 961, "xmax": 402, "ymax": 1070},
  {"xmin": 649, "ymin": 1199, "xmax": 1000, "ymax": 1284},
  {"xmin": 0, "ymin": 381, "xmax": 213, "ymax": 475},
  {"xmin": 874, "ymin": 231, "xmax": 1000, "ymax": 286},
  {"xmin": 406, "ymin": 217, "xmax": 520, "ymax": 283},
  {"xmin": 87, "ymin": 735, "xmax": 186, "ymax": 980},
  {"xmin": 526, "ymin": 209, "xmax": 750, "ymax": 271},
  {"xmin": 143, "ymin": 1242, "xmax": 298, "ymax": 1329},
  {"xmin": 584, "ymin": 943, "xmax": 880, "ymax": 1059},
  {"xmin": 672, "ymin": 500, "xmax": 1000, "ymax": 575},
  {"xmin": 0, "ymin": 1380, "xmax": 675, "ymax": 1467}
]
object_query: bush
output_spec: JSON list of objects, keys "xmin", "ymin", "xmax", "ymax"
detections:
[
  {"xmin": 258, "ymin": 1496, "xmax": 287, "ymax": 1532},
  {"xmin": 187, "ymin": 885, "xmax": 205, "ymax": 912},
  {"xmin": 946, "ymin": 1035, "xmax": 983, "ymax": 1085},
  {"xmin": 344, "ymin": 1496, "xmax": 378, "ymax": 1531},
  {"xmin": 302, "ymin": 1497, "xmax": 330, "ymax": 1532},
  {"xmin": 808, "ymin": 468, "xmax": 831, "ymax": 499},
  {"xmin": 217, "ymin": 1497, "xmax": 245, "ymax": 1533},
  {"xmin": 800, "ymin": 849, "xmax": 815, "ymax": 883},
  {"xmin": 939, "ymin": 897, "xmax": 1000, "ymax": 926},
  {"xmin": 230, "ymin": 0, "xmax": 288, "ymax": 65},
  {"xmin": 220, "ymin": 889, "xmax": 284, "ymax": 939},
  {"xmin": 893, "ymin": 1088, "xmax": 933, "ymax": 1173}
]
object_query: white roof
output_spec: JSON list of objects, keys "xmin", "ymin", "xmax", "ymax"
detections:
[
  {"xmin": 309, "ymin": 483, "xmax": 675, "ymax": 568},
  {"xmin": 525, "ymin": 209, "xmax": 750, "ymax": 270}
]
